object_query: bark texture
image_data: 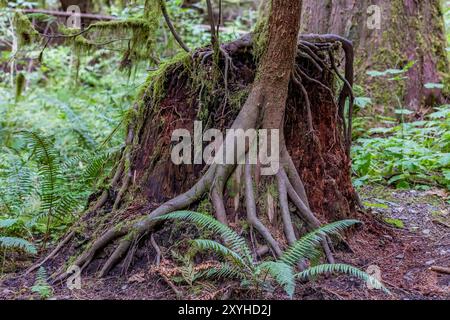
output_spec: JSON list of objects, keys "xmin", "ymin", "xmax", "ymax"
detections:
[{"xmin": 301, "ymin": 0, "xmax": 449, "ymax": 110}]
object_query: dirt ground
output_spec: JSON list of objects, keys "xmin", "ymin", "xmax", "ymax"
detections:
[{"xmin": 0, "ymin": 186, "xmax": 448, "ymax": 300}]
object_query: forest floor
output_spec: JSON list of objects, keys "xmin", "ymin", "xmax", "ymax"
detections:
[{"xmin": 0, "ymin": 186, "xmax": 448, "ymax": 300}]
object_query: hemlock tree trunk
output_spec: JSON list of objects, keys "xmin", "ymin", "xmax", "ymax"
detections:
[
  {"xmin": 301, "ymin": 0, "xmax": 449, "ymax": 111},
  {"xmin": 46, "ymin": 0, "xmax": 361, "ymax": 282}
]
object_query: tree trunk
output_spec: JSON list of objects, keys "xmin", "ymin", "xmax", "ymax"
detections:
[
  {"xmin": 48, "ymin": 0, "xmax": 360, "ymax": 281},
  {"xmin": 301, "ymin": 0, "xmax": 449, "ymax": 111}
]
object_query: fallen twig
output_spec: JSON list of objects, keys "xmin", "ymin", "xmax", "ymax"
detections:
[{"xmin": 430, "ymin": 266, "xmax": 450, "ymax": 275}]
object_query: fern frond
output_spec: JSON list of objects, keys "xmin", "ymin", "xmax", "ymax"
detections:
[
  {"xmin": 258, "ymin": 261, "xmax": 296, "ymax": 298},
  {"xmin": 20, "ymin": 131, "xmax": 61, "ymax": 218},
  {"xmin": 0, "ymin": 218, "xmax": 19, "ymax": 229},
  {"xmin": 54, "ymin": 193, "xmax": 79, "ymax": 217},
  {"xmin": 31, "ymin": 267, "xmax": 53, "ymax": 299},
  {"xmin": 0, "ymin": 159, "xmax": 35, "ymax": 213},
  {"xmin": 83, "ymin": 153, "xmax": 110, "ymax": 181},
  {"xmin": 200, "ymin": 262, "xmax": 244, "ymax": 280},
  {"xmin": 191, "ymin": 239, "xmax": 247, "ymax": 267},
  {"xmin": 155, "ymin": 211, "xmax": 253, "ymax": 263},
  {"xmin": 0, "ymin": 236, "xmax": 37, "ymax": 254},
  {"xmin": 63, "ymin": 152, "xmax": 110, "ymax": 184},
  {"xmin": 296, "ymin": 263, "xmax": 390, "ymax": 294},
  {"xmin": 281, "ymin": 220, "xmax": 360, "ymax": 266}
]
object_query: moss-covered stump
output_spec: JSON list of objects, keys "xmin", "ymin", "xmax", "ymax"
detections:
[{"xmin": 43, "ymin": 33, "xmax": 360, "ymax": 280}]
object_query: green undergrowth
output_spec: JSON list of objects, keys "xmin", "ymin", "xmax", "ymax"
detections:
[
  {"xmin": 352, "ymin": 104, "xmax": 450, "ymax": 190},
  {"xmin": 0, "ymin": 44, "xmax": 145, "ymax": 259}
]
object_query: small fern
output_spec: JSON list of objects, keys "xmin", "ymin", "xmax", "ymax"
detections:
[
  {"xmin": 31, "ymin": 267, "xmax": 53, "ymax": 299},
  {"xmin": 154, "ymin": 212, "xmax": 388, "ymax": 298},
  {"xmin": 171, "ymin": 250, "xmax": 199, "ymax": 286},
  {"xmin": 20, "ymin": 131, "xmax": 79, "ymax": 238}
]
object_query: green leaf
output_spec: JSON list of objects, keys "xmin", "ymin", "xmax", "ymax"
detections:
[
  {"xmin": 355, "ymin": 97, "xmax": 373, "ymax": 109},
  {"xmin": 383, "ymin": 218, "xmax": 405, "ymax": 229},
  {"xmin": 439, "ymin": 154, "xmax": 450, "ymax": 167},
  {"xmin": 296, "ymin": 264, "xmax": 390, "ymax": 294},
  {"xmin": 0, "ymin": 236, "xmax": 37, "ymax": 254},
  {"xmin": 363, "ymin": 202, "xmax": 389, "ymax": 209},
  {"xmin": 424, "ymin": 83, "xmax": 444, "ymax": 89},
  {"xmin": 395, "ymin": 109, "xmax": 414, "ymax": 115},
  {"xmin": 0, "ymin": 218, "xmax": 19, "ymax": 228},
  {"xmin": 280, "ymin": 220, "xmax": 360, "ymax": 267}
]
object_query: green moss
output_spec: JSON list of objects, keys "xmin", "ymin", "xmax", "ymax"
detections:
[
  {"xmin": 15, "ymin": 72, "xmax": 25, "ymax": 102},
  {"xmin": 226, "ymin": 176, "xmax": 240, "ymax": 198},
  {"xmin": 67, "ymin": 7, "xmax": 161, "ymax": 66},
  {"xmin": 383, "ymin": 218, "xmax": 404, "ymax": 229},
  {"xmin": 13, "ymin": 12, "xmax": 40, "ymax": 47},
  {"xmin": 358, "ymin": 0, "xmax": 449, "ymax": 108},
  {"xmin": 252, "ymin": 0, "xmax": 271, "ymax": 64},
  {"xmin": 229, "ymin": 88, "xmax": 250, "ymax": 111},
  {"xmin": 197, "ymin": 197, "xmax": 213, "ymax": 216},
  {"xmin": 140, "ymin": 51, "xmax": 192, "ymax": 105}
]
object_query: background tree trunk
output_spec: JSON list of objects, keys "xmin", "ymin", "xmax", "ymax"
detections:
[{"xmin": 301, "ymin": 0, "xmax": 449, "ymax": 111}]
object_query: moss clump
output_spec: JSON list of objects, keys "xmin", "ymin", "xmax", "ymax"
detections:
[
  {"xmin": 197, "ymin": 197, "xmax": 213, "ymax": 216},
  {"xmin": 66, "ymin": 0, "xmax": 161, "ymax": 68},
  {"xmin": 15, "ymin": 72, "xmax": 26, "ymax": 102},
  {"xmin": 147, "ymin": 51, "xmax": 192, "ymax": 104},
  {"xmin": 229, "ymin": 87, "xmax": 250, "ymax": 111},
  {"xmin": 13, "ymin": 12, "xmax": 40, "ymax": 47},
  {"xmin": 252, "ymin": 0, "xmax": 271, "ymax": 64}
]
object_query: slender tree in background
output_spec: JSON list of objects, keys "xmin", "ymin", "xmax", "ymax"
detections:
[{"xmin": 301, "ymin": 0, "xmax": 449, "ymax": 111}]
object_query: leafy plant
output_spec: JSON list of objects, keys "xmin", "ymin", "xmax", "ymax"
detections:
[
  {"xmin": 352, "ymin": 105, "xmax": 450, "ymax": 190},
  {"xmin": 0, "ymin": 236, "xmax": 37, "ymax": 255},
  {"xmin": 154, "ymin": 211, "xmax": 388, "ymax": 298},
  {"xmin": 0, "ymin": 217, "xmax": 37, "ymax": 273},
  {"xmin": 19, "ymin": 130, "xmax": 79, "ymax": 241},
  {"xmin": 31, "ymin": 267, "xmax": 53, "ymax": 299}
]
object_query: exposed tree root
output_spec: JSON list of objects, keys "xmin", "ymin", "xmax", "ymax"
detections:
[
  {"xmin": 245, "ymin": 161, "xmax": 282, "ymax": 257},
  {"xmin": 150, "ymin": 234, "xmax": 162, "ymax": 266},
  {"xmin": 25, "ymin": 230, "xmax": 75, "ymax": 276}
]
